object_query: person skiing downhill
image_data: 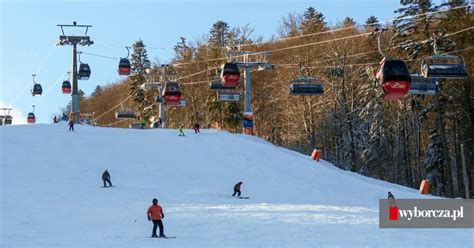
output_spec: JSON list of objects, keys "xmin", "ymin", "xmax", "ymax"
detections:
[
  {"xmin": 140, "ymin": 117, "xmax": 146, "ymax": 129},
  {"xmin": 193, "ymin": 122, "xmax": 200, "ymax": 133},
  {"xmin": 147, "ymin": 198, "xmax": 166, "ymax": 238},
  {"xmin": 178, "ymin": 125, "xmax": 185, "ymax": 136},
  {"xmin": 68, "ymin": 111, "xmax": 74, "ymax": 132},
  {"xmin": 102, "ymin": 170, "xmax": 112, "ymax": 187},
  {"xmin": 232, "ymin": 181, "xmax": 243, "ymax": 197}
]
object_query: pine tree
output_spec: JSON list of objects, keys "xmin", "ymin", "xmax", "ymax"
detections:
[
  {"xmin": 301, "ymin": 7, "xmax": 327, "ymax": 34},
  {"xmin": 223, "ymin": 102, "xmax": 241, "ymax": 131},
  {"xmin": 342, "ymin": 17, "xmax": 356, "ymax": 28},
  {"xmin": 173, "ymin": 37, "xmax": 193, "ymax": 62},
  {"xmin": 365, "ymin": 15, "xmax": 381, "ymax": 30},
  {"xmin": 128, "ymin": 40, "xmax": 152, "ymax": 119},
  {"xmin": 209, "ymin": 20, "xmax": 230, "ymax": 48},
  {"xmin": 358, "ymin": 84, "xmax": 389, "ymax": 178},
  {"xmin": 90, "ymin": 85, "xmax": 102, "ymax": 98},
  {"xmin": 131, "ymin": 39, "xmax": 151, "ymax": 73},
  {"xmin": 392, "ymin": 0, "xmax": 439, "ymax": 58},
  {"xmin": 436, "ymin": 0, "xmax": 474, "ymax": 197},
  {"xmin": 424, "ymin": 128, "xmax": 445, "ymax": 195}
]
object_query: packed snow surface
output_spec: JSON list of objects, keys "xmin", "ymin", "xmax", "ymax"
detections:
[{"xmin": 1, "ymin": 124, "xmax": 472, "ymax": 247}]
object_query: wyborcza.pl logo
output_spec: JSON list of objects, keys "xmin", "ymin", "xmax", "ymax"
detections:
[{"xmin": 379, "ymin": 199, "xmax": 474, "ymax": 228}]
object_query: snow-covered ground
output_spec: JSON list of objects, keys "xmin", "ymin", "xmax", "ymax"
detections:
[{"xmin": 1, "ymin": 123, "xmax": 472, "ymax": 247}]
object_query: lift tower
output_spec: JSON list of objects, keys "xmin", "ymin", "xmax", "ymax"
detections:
[
  {"xmin": 224, "ymin": 51, "xmax": 273, "ymax": 135},
  {"xmin": 56, "ymin": 21, "xmax": 93, "ymax": 123}
]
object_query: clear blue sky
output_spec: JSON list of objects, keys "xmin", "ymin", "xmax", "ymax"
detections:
[{"xmin": 1, "ymin": 0, "xmax": 411, "ymax": 124}]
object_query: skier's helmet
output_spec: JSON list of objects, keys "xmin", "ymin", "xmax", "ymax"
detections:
[{"xmin": 152, "ymin": 198, "xmax": 158, "ymax": 204}]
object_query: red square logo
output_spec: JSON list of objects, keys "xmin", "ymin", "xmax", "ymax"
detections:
[{"xmin": 389, "ymin": 207, "xmax": 398, "ymax": 221}]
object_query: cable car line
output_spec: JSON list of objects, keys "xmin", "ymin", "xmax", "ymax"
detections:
[
  {"xmin": 32, "ymin": 68, "xmax": 70, "ymax": 106},
  {"xmin": 92, "ymin": 4, "xmax": 472, "ymax": 61},
  {"xmin": 105, "ymin": 118, "xmax": 128, "ymax": 127},
  {"xmin": 93, "ymin": 40, "xmax": 473, "ymax": 124},
  {"xmin": 8, "ymin": 43, "xmax": 57, "ymax": 106},
  {"xmin": 172, "ymin": 5, "xmax": 472, "ymax": 67},
  {"xmin": 81, "ymin": 51, "xmax": 118, "ymax": 60},
  {"xmin": 92, "ymin": 67, "xmax": 216, "ymax": 122},
  {"xmin": 236, "ymin": 4, "xmax": 473, "ymax": 49}
]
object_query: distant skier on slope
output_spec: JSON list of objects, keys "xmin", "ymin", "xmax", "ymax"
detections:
[
  {"xmin": 388, "ymin": 191, "xmax": 396, "ymax": 207},
  {"xmin": 68, "ymin": 111, "xmax": 74, "ymax": 132},
  {"xmin": 140, "ymin": 117, "xmax": 146, "ymax": 129},
  {"xmin": 193, "ymin": 122, "xmax": 200, "ymax": 133},
  {"xmin": 147, "ymin": 198, "xmax": 166, "ymax": 238},
  {"xmin": 102, "ymin": 170, "xmax": 113, "ymax": 187},
  {"xmin": 387, "ymin": 192, "xmax": 394, "ymax": 199},
  {"xmin": 178, "ymin": 125, "xmax": 185, "ymax": 136},
  {"xmin": 232, "ymin": 181, "xmax": 243, "ymax": 197}
]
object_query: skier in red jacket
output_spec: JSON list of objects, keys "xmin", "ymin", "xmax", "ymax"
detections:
[{"xmin": 147, "ymin": 198, "xmax": 166, "ymax": 238}]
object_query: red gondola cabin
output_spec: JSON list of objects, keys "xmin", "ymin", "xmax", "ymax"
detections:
[
  {"xmin": 27, "ymin": 113, "xmax": 36, "ymax": 124},
  {"xmin": 162, "ymin": 81, "xmax": 182, "ymax": 105},
  {"xmin": 220, "ymin": 63, "xmax": 240, "ymax": 87},
  {"xmin": 376, "ymin": 59, "xmax": 411, "ymax": 100},
  {"xmin": 118, "ymin": 58, "xmax": 131, "ymax": 75},
  {"xmin": 62, "ymin": 80, "xmax": 72, "ymax": 94}
]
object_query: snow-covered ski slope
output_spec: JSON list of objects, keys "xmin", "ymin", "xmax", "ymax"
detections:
[{"xmin": 1, "ymin": 124, "xmax": 472, "ymax": 247}]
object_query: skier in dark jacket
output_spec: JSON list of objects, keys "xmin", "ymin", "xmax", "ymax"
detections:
[
  {"xmin": 102, "ymin": 170, "xmax": 112, "ymax": 187},
  {"xmin": 232, "ymin": 181, "xmax": 242, "ymax": 197},
  {"xmin": 388, "ymin": 192, "xmax": 395, "ymax": 199},
  {"xmin": 193, "ymin": 122, "xmax": 200, "ymax": 133},
  {"xmin": 68, "ymin": 112, "xmax": 74, "ymax": 132},
  {"xmin": 388, "ymin": 191, "xmax": 396, "ymax": 207}
]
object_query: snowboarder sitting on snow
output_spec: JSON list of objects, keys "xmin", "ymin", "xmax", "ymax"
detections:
[
  {"xmin": 193, "ymin": 122, "xmax": 200, "ymax": 133},
  {"xmin": 178, "ymin": 125, "xmax": 185, "ymax": 136},
  {"xmin": 232, "ymin": 181, "xmax": 243, "ymax": 197},
  {"xmin": 102, "ymin": 170, "xmax": 113, "ymax": 187},
  {"xmin": 147, "ymin": 198, "xmax": 166, "ymax": 238}
]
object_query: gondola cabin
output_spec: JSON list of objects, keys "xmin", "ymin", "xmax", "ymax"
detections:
[
  {"xmin": 62, "ymin": 80, "xmax": 72, "ymax": 94},
  {"xmin": 289, "ymin": 76, "xmax": 324, "ymax": 95},
  {"xmin": 289, "ymin": 84, "xmax": 324, "ymax": 95},
  {"xmin": 409, "ymin": 74, "xmax": 438, "ymax": 95},
  {"xmin": 118, "ymin": 58, "xmax": 131, "ymax": 75},
  {"xmin": 421, "ymin": 54, "xmax": 468, "ymax": 79},
  {"xmin": 376, "ymin": 59, "xmax": 411, "ymax": 100},
  {"xmin": 32, "ymin": 84, "xmax": 43, "ymax": 96},
  {"xmin": 209, "ymin": 81, "xmax": 236, "ymax": 90},
  {"xmin": 220, "ymin": 63, "xmax": 240, "ymax": 87},
  {"xmin": 0, "ymin": 115, "xmax": 13, "ymax": 125},
  {"xmin": 162, "ymin": 81, "xmax": 182, "ymax": 105},
  {"xmin": 78, "ymin": 63, "xmax": 91, "ymax": 80},
  {"xmin": 27, "ymin": 112, "xmax": 36, "ymax": 124},
  {"xmin": 115, "ymin": 111, "xmax": 136, "ymax": 119}
]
